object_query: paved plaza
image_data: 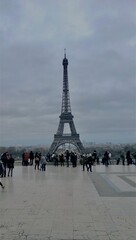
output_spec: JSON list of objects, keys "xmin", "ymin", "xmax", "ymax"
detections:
[{"xmin": 0, "ymin": 164, "xmax": 136, "ymax": 240}]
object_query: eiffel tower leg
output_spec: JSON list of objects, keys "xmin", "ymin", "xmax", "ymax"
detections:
[
  {"xmin": 57, "ymin": 120, "xmax": 64, "ymax": 135},
  {"xmin": 75, "ymin": 140, "xmax": 85, "ymax": 154},
  {"xmin": 48, "ymin": 139, "xmax": 59, "ymax": 155},
  {"xmin": 69, "ymin": 120, "xmax": 77, "ymax": 134}
]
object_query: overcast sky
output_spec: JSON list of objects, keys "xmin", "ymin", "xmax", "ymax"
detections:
[{"xmin": 0, "ymin": 0, "xmax": 136, "ymax": 147}]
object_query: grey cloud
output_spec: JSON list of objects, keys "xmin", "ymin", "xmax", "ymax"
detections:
[{"xmin": 0, "ymin": 0, "xmax": 135, "ymax": 146}]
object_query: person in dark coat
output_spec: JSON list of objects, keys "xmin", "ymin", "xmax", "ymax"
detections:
[
  {"xmin": 116, "ymin": 157, "xmax": 120, "ymax": 165},
  {"xmin": 92, "ymin": 150, "xmax": 97, "ymax": 164},
  {"xmin": 120, "ymin": 153, "xmax": 125, "ymax": 165},
  {"xmin": 82, "ymin": 154, "xmax": 87, "ymax": 171},
  {"xmin": 7, "ymin": 154, "xmax": 15, "ymax": 177},
  {"xmin": 104, "ymin": 151, "xmax": 109, "ymax": 167},
  {"xmin": 59, "ymin": 153, "xmax": 65, "ymax": 166},
  {"xmin": 71, "ymin": 152, "xmax": 77, "ymax": 167},
  {"xmin": 65, "ymin": 150, "xmax": 70, "ymax": 167},
  {"xmin": 53, "ymin": 153, "xmax": 59, "ymax": 166},
  {"xmin": 126, "ymin": 151, "xmax": 132, "ymax": 165},
  {"xmin": 87, "ymin": 154, "xmax": 93, "ymax": 172}
]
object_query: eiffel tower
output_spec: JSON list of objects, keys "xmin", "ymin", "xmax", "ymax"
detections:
[{"xmin": 48, "ymin": 51, "xmax": 84, "ymax": 154}]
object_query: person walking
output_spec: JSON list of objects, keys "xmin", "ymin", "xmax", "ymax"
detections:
[
  {"xmin": 87, "ymin": 154, "xmax": 93, "ymax": 172},
  {"xmin": 0, "ymin": 160, "xmax": 5, "ymax": 189}
]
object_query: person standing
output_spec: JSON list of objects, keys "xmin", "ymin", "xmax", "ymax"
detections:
[
  {"xmin": 35, "ymin": 152, "xmax": 40, "ymax": 170},
  {"xmin": 120, "ymin": 153, "xmax": 125, "ymax": 165},
  {"xmin": 104, "ymin": 151, "xmax": 109, "ymax": 167},
  {"xmin": 40, "ymin": 155, "xmax": 46, "ymax": 171},
  {"xmin": 22, "ymin": 152, "xmax": 25, "ymax": 166},
  {"xmin": 71, "ymin": 152, "xmax": 77, "ymax": 167},
  {"xmin": 82, "ymin": 154, "xmax": 87, "ymax": 171},
  {"xmin": 7, "ymin": 154, "xmax": 15, "ymax": 177},
  {"xmin": 59, "ymin": 153, "xmax": 65, "ymax": 166},
  {"xmin": 1, "ymin": 152, "xmax": 8, "ymax": 177},
  {"xmin": 116, "ymin": 157, "xmax": 120, "ymax": 165},
  {"xmin": 65, "ymin": 150, "xmax": 70, "ymax": 167},
  {"xmin": 133, "ymin": 152, "xmax": 136, "ymax": 165},
  {"xmin": 108, "ymin": 152, "xmax": 112, "ymax": 165},
  {"xmin": 53, "ymin": 154, "xmax": 59, "ymax": 166},
  {"xmin": 92, "ymin": 150, "xmax": 97, "ymax": 164},
  {"xmin": 29, "ymin": 151, "xmax": 34, "ymax": 165},
  {"xmin": 87, "ymin": 154, "xmax": 93, "ymax": 172},
  {"xmin": 0, "ymin": 160, "xmax": 5, "ymax": 189},
  {"xmin": 126, "ymin": 151, "xmax": 132, "ymax": 165},
  {"xmin": 24, "ymin": 151, "xmax": 29, "ymax": 166}
]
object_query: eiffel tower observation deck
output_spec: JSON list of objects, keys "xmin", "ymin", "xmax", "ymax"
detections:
[{"xmin": 48, "ymin": 50, "xmax": 85, "ymax": 154}]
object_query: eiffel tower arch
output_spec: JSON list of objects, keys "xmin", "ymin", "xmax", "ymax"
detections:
[{"xmin": 48, "ymin": 51, "xmax": 85, "ymax": 154}]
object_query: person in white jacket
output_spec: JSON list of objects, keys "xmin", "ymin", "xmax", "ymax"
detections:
[{"xmin": 40, "ymin": 156, "xmax": 47, "ymax": 171}]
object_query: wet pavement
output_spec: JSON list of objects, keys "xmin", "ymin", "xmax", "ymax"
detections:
[{"xmin": 0, "ymin": 164, "xmax": 136, "ymax": 240}]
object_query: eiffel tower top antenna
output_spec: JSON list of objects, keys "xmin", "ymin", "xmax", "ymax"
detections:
[{"xmin": 64, "ymin": 48, "xmax": 66, "ymax": 57}]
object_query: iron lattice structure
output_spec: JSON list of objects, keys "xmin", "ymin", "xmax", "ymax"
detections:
[{"xmin": 48, "ymin": 52, "xmax": 85, "ymax": 154}]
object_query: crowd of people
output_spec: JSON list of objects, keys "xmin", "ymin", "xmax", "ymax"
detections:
[
  {"xmin": 21, "ymin": 150, "xmax": 79, "ymax": 168},
  {"xmin": 50, "ymin": 150, "xmax": 78, "ymax": 168},
  {"xmin": 22, "ymin": 151, "xmax": 47, "ymax": 171},
  {"xmin": 21, "ymin": 149, "xmax": 136, "ymax": 169},
  {"xmin": 0, "ymin": 149, "xmax": 136, "ymax": 189}
]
